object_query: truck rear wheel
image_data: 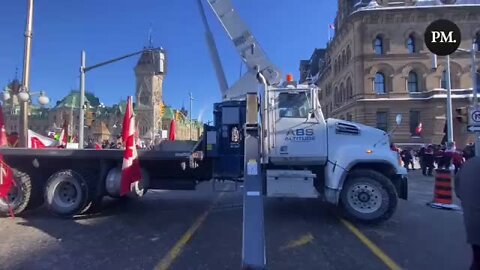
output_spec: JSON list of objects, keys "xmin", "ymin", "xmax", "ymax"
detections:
[
  {"xmin": 340, "ymin": 169, "xmax": 397, "ymax": 224},
  {"xmin": 0, "ymin": 169, "xmax": 31, "ymax": 216},
  {"xmin": 44, "ymin": 170, "xmax": 90, "ymax": 217}
]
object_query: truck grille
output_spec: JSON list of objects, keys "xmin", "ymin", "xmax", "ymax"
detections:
[{"xmin": 335, "ymin": 122, "xmax": 360, "ymax": 135}]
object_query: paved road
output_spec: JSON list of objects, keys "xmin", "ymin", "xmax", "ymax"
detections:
[{"xmin": 0, "ymin": 170, "xmax": 472, "ymax": 270}]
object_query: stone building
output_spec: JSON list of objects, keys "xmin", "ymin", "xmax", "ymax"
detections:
[
  {"xmin": 300, "ymin": 0, "xmax": 480, "ymax": 148},
  {"xmin": 2, "ymin": 48, "xmax": 202, "ymax": 144}
]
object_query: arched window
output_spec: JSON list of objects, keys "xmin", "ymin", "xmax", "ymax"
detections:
[
  {"xmin": 346, "ymin": 45, "xmax": 352, "ymax": 63},
  {"xmin": 340, "ymin": 83, "xmax": 345, "ymax": 102},
  {"xmin": 408, "ymin": 71, "xmax": 419, "ymax": 92},
  {"xmin": 407, "ymin": 34, "xmax": 416, "ymax": 53},
  {"xmin": 347, "ymin": 78, "xmax": 353, "ymax": 98},
  {"xmin": 374, "ymin": 36, "xmax": 383, "ymax": 55},
  {"xmin": 441, "ymin": 70, "xmax": 447, "ymax": 89},
  {"xmin": 476, "ymin": 32, "xmax": 480, "ymax": 52},
  {"xmin": 374, "ymin": 72, "xmax": 385, "ymax": 94}
]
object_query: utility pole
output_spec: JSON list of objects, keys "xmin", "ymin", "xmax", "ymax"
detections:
[
  {"xmin": 19, "ymin": 0, "xmax": 34, "ymax": 147},
  {"xmin": 79, "ymin": 50, "xmax": 86, "ymax": 149},
  {"xmin": 470, "ymin": 40, "xmax": 479, "ymax": 156},
  {"xmin": 446, "ymin": 55, "xmax": 454, "ymax": 144},
  {"xmin": 189, "ymin": 92, "xmax": 194, "ymax": 140}
]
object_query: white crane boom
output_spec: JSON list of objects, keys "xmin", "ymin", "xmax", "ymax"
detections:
[{"xmin": 202, "ymin": 0, "xmax": 283, "ymax": 100}]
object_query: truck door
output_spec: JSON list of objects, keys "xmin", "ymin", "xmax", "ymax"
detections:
[{"xmin": 269, "ymin": 90, "xmax": 327, "ymax": 165}]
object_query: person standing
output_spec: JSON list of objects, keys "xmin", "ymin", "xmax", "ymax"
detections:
[
  {"xmin": 418, "ymin": 146, "xmax": 427, "ymax": 175},
  {"xmin": 423, "ymin": 145, "xmax": 435, "ymax": 176},
  {"xmin": 455, "ymin": 157, "xmax": 480, "ymax": 270}
]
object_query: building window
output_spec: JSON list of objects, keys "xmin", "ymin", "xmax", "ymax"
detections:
[
  {"xmin": 374, "ymin": 72, "xmax": 386, "ymax": 94},
  {"xmin": 408, "ymin": 71, "xmax": 419, "ymax": 92},
  {"xmin": 407, "ymin": 35, "xmax": 416, "ymax": 53},
  {"xmin": 441, "ymin": 70, "xmax": 447, "ymax": 89},
  {"xmin": 374, "ymin": 36, "xmax": 383, "ymax": 55},
  {"xmin": 409, "ymin": 111, "xmax": 421, "ymax": 136},
  {"xmin": 376, "ymin": 111, "xmax": 388, "ymax": 131}
]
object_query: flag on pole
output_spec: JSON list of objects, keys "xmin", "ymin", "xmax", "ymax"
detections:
[
  {"xmin": 169, "ymin": 119, "xmax": 176, "ymax": 141},
  {"xmin": 0, "ymin": 155, "xmax": 15, "ymax": 218},
  {"xmin": 0, "ymin": 106, "xmax": 13, "ymax": 217},
  {"xmin": 0, "ymin": 105, "xmax": 7, "ymax": 147},
  {"xmin": 58, "ymin": 119, "xmax": 68, "ymax": 148},
  {"xmin": 329, "ymin": 24, "xmax": 335, "ymax": 30},
  {"xmin": 120, "ymin": 96, "xmax": 143, "ymax": 196}
]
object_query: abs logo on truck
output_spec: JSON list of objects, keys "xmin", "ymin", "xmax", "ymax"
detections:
[{"xmin": 285, "ymin": 128, "xmax": 315, "ymax": 142}]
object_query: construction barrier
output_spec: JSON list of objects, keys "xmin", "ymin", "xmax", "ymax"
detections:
[{"xmin": 427, "ymin": 168, "xmax": 460, "ymax": 210}]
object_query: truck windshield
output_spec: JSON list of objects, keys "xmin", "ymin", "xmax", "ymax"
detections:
[{"xmin": 278, "ymin": 92, "xmax": 310, "ymax": 118}]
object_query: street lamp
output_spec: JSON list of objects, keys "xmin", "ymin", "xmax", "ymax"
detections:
[{"xmin": 2, "ymin": 87, "xmax": 49, "ymax": 106}]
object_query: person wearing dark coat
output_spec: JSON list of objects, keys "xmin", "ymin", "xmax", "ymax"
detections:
[
  {"xmin": 423, "ymin": 145, "xmax": 435, "ymax": 176},
  {"xmin": 455, "ymin": 157, "xmax": 480, "ymax": 269}
]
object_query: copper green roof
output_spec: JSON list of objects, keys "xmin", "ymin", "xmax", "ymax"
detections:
[{"xmin": 54, "ymin": 90, "xmax": 100, "ymax": 108}]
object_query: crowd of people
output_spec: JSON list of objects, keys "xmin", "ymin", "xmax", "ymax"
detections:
[{"xmin": 391, "ymin": 142, "xmax": 476, "ymax": 175}]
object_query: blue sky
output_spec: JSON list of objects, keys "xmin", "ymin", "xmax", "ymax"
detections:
[{"xmin": 0, "ymin": 0, "xmax": 336, "ymax": 122}]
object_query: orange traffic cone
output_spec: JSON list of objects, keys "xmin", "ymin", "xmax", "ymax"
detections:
[{"xmin": 427, "ymin": 168, "xmax": 460, "ymax": 210}]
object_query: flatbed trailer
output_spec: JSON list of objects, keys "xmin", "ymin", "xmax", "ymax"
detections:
[{"xmin": 0, "ymin": 139, "xmax": 214, "ymax": 217}]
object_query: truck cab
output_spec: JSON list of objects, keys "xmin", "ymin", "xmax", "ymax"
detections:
[{"xmin": 259, "ymin": 76, "xmax": 408, "ymax": 223}]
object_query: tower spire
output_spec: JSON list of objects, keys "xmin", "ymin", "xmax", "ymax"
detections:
[{"xmin": 148, "ymin": 22, "xmax": 153, "ymax": 48}]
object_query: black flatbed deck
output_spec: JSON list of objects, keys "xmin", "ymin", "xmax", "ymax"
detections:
[{"xmin": 0, "ymin": 148, "xmax": 194, "ymax": 161}]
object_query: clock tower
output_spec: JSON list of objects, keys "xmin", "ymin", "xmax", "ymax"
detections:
[{"xmin": 134, "ymin": 48, "xmax": 167, "ymax": 143}]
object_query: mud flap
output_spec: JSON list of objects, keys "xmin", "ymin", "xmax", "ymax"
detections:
[{"xmin": 395, "ymin": 174, "xmax": 408, "ymax": 200}]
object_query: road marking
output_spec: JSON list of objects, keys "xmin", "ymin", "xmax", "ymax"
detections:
[
  {"xmin": 279, "ymin": 233, "xmax": 314, "ymax": 251},
  {"xmin": 339, "ymin": 218, "xmax": 402, "ymax": 270},
  {"xmin": 154, "ymin": 192, "xmax": 225, "ymax": 270}
]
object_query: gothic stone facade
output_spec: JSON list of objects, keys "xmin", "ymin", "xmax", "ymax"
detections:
[{"xmin": 304, "ymin": 2, "xmax": 480, "ymax": 148}]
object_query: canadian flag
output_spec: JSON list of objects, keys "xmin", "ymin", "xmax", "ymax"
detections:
[
  {"xmin": 120, "ymin": 96, "xmax": 143, "ymax": 196},
  {"xmin": 0, "ymin": 105, "xmax": 14, "ymax": 217},
  {"xmin": 28, "ymin": 130, "xmax": 58, "ymax": 148},
  {"xmin": 57, "ymin": 119, "xmax": 68, "ymax": 148},
  {"xmin": 0, "ymin": 105, "xmax": 7, "ymax": 147}
]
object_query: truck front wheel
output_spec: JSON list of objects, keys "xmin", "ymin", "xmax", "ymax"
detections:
[
  {"xmin": 44, "ymin": 170, "xmax": 89, "ymax": 217},
  {"xmin": 340, "ymin": 169, "xmax": 397, "ymax": 224}
]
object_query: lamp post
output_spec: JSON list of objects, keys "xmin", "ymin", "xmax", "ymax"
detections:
[
  {"xmin": 457, "ymin": 40, "xmax": 479, "ymax": 156},
  {"xmin": 2, "ymin": 87, "xmax": 50, "ymax": 138},
  {"xmin": 189, "ymin": 92, "xmax": 194, "ymax": 140},
  {"xmin": 19, "ymin": 0, "xmax": 35, "ymax": 147}
]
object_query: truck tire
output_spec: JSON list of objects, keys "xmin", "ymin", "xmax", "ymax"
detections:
[
  {"xmin": 0, "ymin": 169, "xmax": 31, "ymax": 216},
  {"xmin": 44, "ymin": 170, "xmax": 90, "ymax": 218},
  {"xmin": 340, "ymin": 169, "xmax": 398, "ymax": 224}
]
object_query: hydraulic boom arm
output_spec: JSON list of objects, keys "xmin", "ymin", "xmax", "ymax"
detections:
[{"xmin": 200, "ymin": 0, "xmax": 282, "ymax": 100}]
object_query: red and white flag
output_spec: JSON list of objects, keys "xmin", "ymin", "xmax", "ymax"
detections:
[
  {"xmin": 58, "ymin": 120, "xmax": 68, "ymax": 148},
  {"xmin": 0, "ymin": 105, "xmax": 7, "ymax": 147},
  {"xmin": 0, "ymin": 105, "xmax": 13, "ymax": 217},
  {"xmin": 0, "ymin": 155, "xmax": 15, "ymax": 217},
  {"xmin": 120, "ymin": 96, "xmax": 143, "ymax": 196},
  {"xmin": 27, "ymin": 130, "xmax": 58, "ymax": 148}
]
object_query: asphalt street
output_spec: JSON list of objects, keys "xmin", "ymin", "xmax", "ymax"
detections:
[{"xmin": 0, "ymin": 170, "xmax": 472, "ymax": 270}]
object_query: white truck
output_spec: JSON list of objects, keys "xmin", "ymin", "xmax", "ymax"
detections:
[{"xmin": 0, "ymin": 0, "xmax": 407, "ymax": 226}]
